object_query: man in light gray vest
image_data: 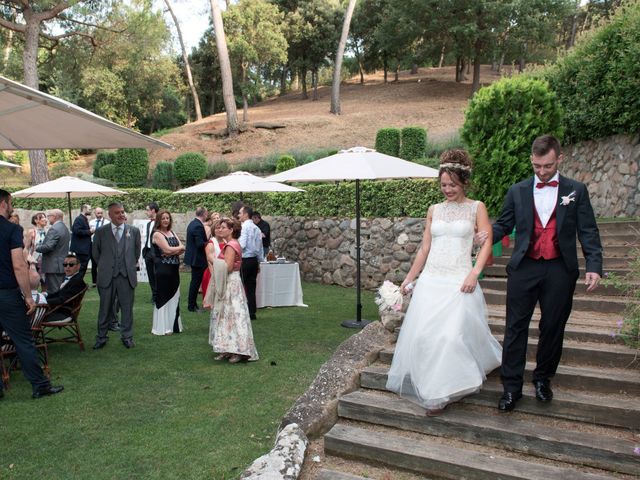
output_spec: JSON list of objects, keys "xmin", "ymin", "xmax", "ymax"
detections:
[
  {"xmin": 36, "ymin": 209, "xmax": 70, "ymax": 293},
  {"xmin": 92, "ymin": 202, "xmax": 141, "ymax": 349}
]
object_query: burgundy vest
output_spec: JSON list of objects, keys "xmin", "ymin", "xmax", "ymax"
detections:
[{"xmin": 527, "ymin": 207, "xmax": 561, "ymax": 260}]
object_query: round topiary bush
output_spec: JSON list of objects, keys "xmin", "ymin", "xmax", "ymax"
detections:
[
  {"xmin": 112, "ymin": 148, "xmax": 149, "ymax": 187},
  {"xmin": 152, "ymin": 161, "xmax": 175, "ymax": 190},
  {"xmin": 461, "ymin": 76, "xmax": 563, "ymax": 215},
  {"xmin": 399, "ymin": 127, "xmax": 427, "ymax": 161},
  {"xmin": 93, "ymin": 151, "xmax": 117, "ymax": 177},
  {"xmin": 375, "ymin": 128, "xmax": 401, "ymax": 156},
  {"xmin": 99, "ymin": 164, "xmax": 117, "ymax": 182},
  {"xmin": 275, "ymin": 155, "xmax": 296, "ymax": 173},
  {"xmin": 174, "ymin": 152, "xmax": 207, "ymax": 187}
]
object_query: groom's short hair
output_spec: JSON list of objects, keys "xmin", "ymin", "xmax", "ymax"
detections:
[{"xmin": 532, "ymin": 135, "xmax": 561, "ymax": 157}]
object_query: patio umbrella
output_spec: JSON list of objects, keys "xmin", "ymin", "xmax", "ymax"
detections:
[
  {"xmin": 0, "ymin": 159, "xmax": 20, "ymax": 168},
  {"xmin": 176, "ymin": 171, "xmax": 304, "ymax": 196},
  {"xmin": 12, "ymin": 176, "xmax": 127, "ymax": 227},
  {"xmin": 268, "ymin": 146, "xmax": 439, "ymax": 329},
  {"xmin": 0, "ymin": 75, "xmax": 172, "ymax": 150}
]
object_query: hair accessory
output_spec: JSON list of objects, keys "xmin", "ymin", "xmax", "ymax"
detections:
[{"xmin": 440, "ymin": 162, "xmax": 471, "ymax": 171}]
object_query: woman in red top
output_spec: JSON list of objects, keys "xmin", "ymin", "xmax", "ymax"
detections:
[{"xmin": 201, "ymin": 218, "xmax": 225, "ymax": 301}]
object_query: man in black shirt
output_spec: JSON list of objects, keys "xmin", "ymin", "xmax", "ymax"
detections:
[
  {"xmin": 252, "ymin": 211, "xmax": 271, "ymax": 257},
  {"xmin": 0, "ymin": 189, "xmax": 63, "ymax": 399}
]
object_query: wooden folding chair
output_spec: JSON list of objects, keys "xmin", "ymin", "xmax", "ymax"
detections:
[
  {"xmin": 0, "ymin": 305, "xmax": 49, "ymax": 389},
  {"xmin": 41, "ymin": 286, "xmax": 88, "ymax": 351}
]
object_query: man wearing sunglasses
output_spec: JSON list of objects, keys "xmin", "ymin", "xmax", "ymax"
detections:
[
  {"xmin": 70, "ymin": 204, "xmax": 93, "ymax": 277},
  {"xmin": 42, "ymin": 254, "xmax": 87, "ymax": 322}
]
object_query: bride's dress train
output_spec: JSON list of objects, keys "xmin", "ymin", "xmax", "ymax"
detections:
[{"xmin": 386, "ymin": 201, "xmax": 502, "ymax": 410}]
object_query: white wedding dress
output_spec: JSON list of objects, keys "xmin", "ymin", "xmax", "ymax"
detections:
[{"xmin": 386, "ymin": 200, "xmax": 502, "ymax": 410}]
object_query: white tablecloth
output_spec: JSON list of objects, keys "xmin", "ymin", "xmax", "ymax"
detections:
[{"xmin": 256, "ymin": 262, "xmax": 306, "ymax": 308}]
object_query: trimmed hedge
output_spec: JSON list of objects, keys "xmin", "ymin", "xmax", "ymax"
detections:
[
  {"xmin": 399, "ymin": 127, "xmax": 427, "ymax": 161},
  {"xmin": 275, "ymin": 155, "xmax": 296, "ymax": 173},
  {"xmin": 112, "ymin": 148, "xmax": 149, "ymax": 187},
  {"xmin": 461, "ymin": 76, "xmax": 563, "ymax": 216},
  {"xmin": 93, "ymin": 151, "xmax": 117, "ymax": 177},
  {"xmin": 375, "ymin": 128, "xmax": 401, "ymax": 156},
  {"xmin": 8, "ymin": 180, "xmax": 441, "ymax": 218},
  {"xmin": 152, "ymin": 162, "xmax": 175, "ymax": 190},
  {"xmin": 99, "ymin": 164, "xmax": 117, "ymax": 182},
  {"xmin": 174, "ymin": 152, "xmax": 207, "ymax": 187}
]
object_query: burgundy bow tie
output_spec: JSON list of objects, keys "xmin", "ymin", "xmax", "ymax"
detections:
[{"xmin": 536, "ymin": 180, "xmax": 559, "ymax": 189}]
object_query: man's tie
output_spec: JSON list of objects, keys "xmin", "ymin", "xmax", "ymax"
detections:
[
  {"xmin": 115, "ymin": 226, "xmax": 122, "ymax": 242},
  {"xmin": 96, "ymin": 219, "xmax": 102, "ymax": 229},
  {"xmin": 536, "ymin": 180, "xmax": 559, "ymax": 189}
]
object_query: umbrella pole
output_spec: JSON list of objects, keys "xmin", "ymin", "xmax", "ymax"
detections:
[
  {"xmin": 67, "ymin": 193, "xmax": 73, "ymax": 229},
  {"xmin": 342, "ymin": 179, "xmax": 371, "ymax": 329}
]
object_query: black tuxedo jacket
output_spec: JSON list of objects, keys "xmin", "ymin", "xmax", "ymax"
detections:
[
  {"xmin": 492, "ymin": 175, "xmax": 603, "ymax": 275},
  {"xmin": 70, "ymin": 214, "xmax": 92, "ymax": 256},
  {"xmin": 45, "ymin": 273, "xmax": 87, "ymax": 318},
  {"xmin": 184, "ymin": 218, "xmax": 207, "ymax": 267}
]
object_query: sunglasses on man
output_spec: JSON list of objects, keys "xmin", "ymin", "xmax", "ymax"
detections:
[{"xmin": 63, "ymin": 262, "xmax": 78, "ymax": 267}]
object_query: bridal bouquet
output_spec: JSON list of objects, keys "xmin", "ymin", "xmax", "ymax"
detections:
[{"xmin": 375, "ymin": 280, "xmax": 404, "ymax": 313}]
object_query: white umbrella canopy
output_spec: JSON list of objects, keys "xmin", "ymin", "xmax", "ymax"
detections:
[
  {"xmin": 267, "ymin": 146, "xmax": 439, "ymax": 182},
  {"xmin": 0, "ymin": 159, "xmax": 20, "ymax": 168},
  {"xmin": 0, "ymin": 75, "xmax": 172, "ymax": 150},
  {"xmin": 12, "ymin": 176, "xmax": 127, "ymax": 227},
  {"xmin": 267, "ymin": 146, "xmax": 439, "ymax": 328},
  {"xmin": 176, "ymin": 171, "xmax": 304, "ymax": 194}
]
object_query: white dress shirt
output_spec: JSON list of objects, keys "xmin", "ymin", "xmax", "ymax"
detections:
[
  {"xmin": 239, "ymin": 220, "xmax": 265, "ymax": 262},
  {"xmin": 89, "ymin": 217, "xmax": 110, "ymax": 240},
  {"xmin": 533, "ymin": 172, "xmax": 559, "ymax": 228}
]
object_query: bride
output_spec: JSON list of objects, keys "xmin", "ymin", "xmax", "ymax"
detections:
[{"xmin": 386, "ymin": 149, "xmax": 502, "ymax": 415}]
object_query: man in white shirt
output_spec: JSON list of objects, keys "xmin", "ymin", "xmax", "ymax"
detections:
[
  {"xmin": 238, "ymin": 206, "xmax": 264, "ymax": 320},
  {"xmin": 88, "ymin": 207, "xmax": 109, "ymax": 287}
]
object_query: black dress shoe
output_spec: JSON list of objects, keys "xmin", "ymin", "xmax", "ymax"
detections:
[
  {"xmin": 32, "ymin": 385, "xmax": 64, "ymax": 399},
  {"xmin": 122, "ymin": 338, "xmax": 135, "ymax": 349},
  {"xmin": 250, "ymin": 314, "xmax": 257, "ymax": 321},
  {"xmin": 498, "ymin": 391, "xmax": 522, "ymax": 412},
  {"xmin": 108, "ymin": 323, "xmax": 121, "ymax": 332},
  {"xmin": 93, "ymin": 340, "xmax": 107, "ymax": 350},
  {"xmin": 533, "ymin": 380, "xmax": 553, "ymax": 402}
]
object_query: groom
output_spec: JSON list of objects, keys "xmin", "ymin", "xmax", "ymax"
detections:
[{"xmin": 492, "ymin": 134, "xmax": 602, "ymax": 412}]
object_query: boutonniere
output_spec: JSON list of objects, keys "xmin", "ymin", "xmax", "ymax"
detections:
[
  {"xmin": 126, "ymin": 230, "xmax": 131, "ymax": 238},
  {"xmin": 560, "ymin": 191, "xmax": 576, "ymax": 206}
]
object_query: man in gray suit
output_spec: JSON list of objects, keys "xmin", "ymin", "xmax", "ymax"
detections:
[
  {"xmin": 92, "ymin": 202, "xmax": 141, "ymax": 349},
  {"xmin": 36, "ymin": 209, "xmax": 70, "ymax": 294}
]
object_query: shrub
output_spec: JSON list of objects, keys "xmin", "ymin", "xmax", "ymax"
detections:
[
  {"xmin": 49, "ymin": 162, "xmax": 71, "ymax": 179},
  {"xmin": 606, "ymin": 247, "xmax": 640, "ymax": 350},
  {"xmin": 93, "ymin": 151, "xmax": 117, "ymax": 177},
  {"xmin": 99, "ymin": 164, "xmax": 117, "ymax": 181},
  {"xmin": 152, "ymin": 162, "xmax": 175, "ymax": 190},
  {"xmin": 76, "ymin": 172, "xmax": 117, "ymax": 187},
  {"xmin": 174, "ymin": 152, "xmax": 207, "ymax": 187},
  {"xmin": 207, "ymin": 160, "xmax": 231, "ymax": 179},
  {"xmin": 275, "ymin": 155, "xmax": 296, "ymax": 173},
  {"xmin": 542, "ymin": 2, "xmax": 640, "ymax": 143},
  {"xmin": 113, "ymin": 148, "xmax": 149, "ymax": 187},
  {"xmin": 375, "ymin": 128, "xmax": 401, "ymax": 156},
  {"xmin": 399, "ymin": 127, "xmax": 427, "ymax": 161},
  {"xmin": 9, "ymin": 151, "xmax": 27, "ymax": 166},
  {"xmin": 461, "ymin": 76, "xmax": 563, "ymax": 215},
  {"xmin": 46, "ymin": 149, "xmax": 79, "ymax": 164}
]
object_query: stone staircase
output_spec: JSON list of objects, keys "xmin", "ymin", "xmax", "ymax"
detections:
[{"xmin": 313, "ymin": 221, "xmax": 640, "ymax": 479}]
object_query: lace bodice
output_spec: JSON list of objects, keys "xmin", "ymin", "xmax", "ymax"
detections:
[{"xmin": 424, "ymin": 201, "xmax": 478, "ymax": 279}]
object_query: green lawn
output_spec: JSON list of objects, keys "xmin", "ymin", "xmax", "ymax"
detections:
[{"xmin": 1, "ymin": 276, "xmax": 378, "ymax": 480}]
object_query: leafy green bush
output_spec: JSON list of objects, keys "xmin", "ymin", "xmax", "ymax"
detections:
[
  {"xmin": 93, "ymin": 151, "xmax": 117, "ymax": 177},
  {"xmin": 399, "ymin": 127, "xmax": 427, "ymax": 161},
  {"xmin": 99, "ymin": 164, "xmax": 117, "ymax": 182},
  {"xmin": 46, "ymin": 149, "xmax": 79, "ymax": 164},
  {"xmin": 461, "ymin": 76, "xmax": 563, "ymax": 215},
  {"xmin": 113, "ymin": 148, "xmax": 149, "ymax": 187},
  {"xmin": 76, "ymin": 173, "xmax": 117, "ymax": 187},
  {"xmin": 276, "ymin": 155, "xmax": 296, "ymax": 173},
  {"xmin": 235, "ymin": 157, "xmax": 272, "ymax": 174},
  {"xmin": 375, "ymin": 128, "xmax": 401, "ymax": 156},
  {"xmin": 542, "ymin": 2, "xmax": 640, "ymax": 143},
  {"xmin": 8, "ymin": 151, "xmax": 27, "ymax": 166},
  {"xmin": 207, "ymin": 160, "xmax": 231, "ymax": 179},
  {"xmin": 152, "ymin": 162, "xmax": 175, "ymax": 190},
  {"xmin": 174, "ymin": 152, "xmax": 207, "ymax": 187},
  {"xmin": 606, "ymin": 248, "xmax": 640, "ymax": 350},
  {"xmin": 49, "ymin": 162, "xmax": 71, "ymax": 179}
]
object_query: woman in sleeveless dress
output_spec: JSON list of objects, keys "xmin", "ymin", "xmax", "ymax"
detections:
[
  {"xmin": 151, "ymin": 210, "xmax": 185, "ymax": 335},
  {"xmin": 386, "ymin": 150, "xmax": 502, "ymax": 415},
  {"xmin": 208, "ymin": 217, "xmax": 258, "ymax": 363},
  {"xmin": 202, "ymin": 218, "xmax": 225, "ymax": 304}
]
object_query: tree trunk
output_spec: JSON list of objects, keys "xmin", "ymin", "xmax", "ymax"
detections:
[
  {"xmin": 455, "ymin": 56, "xmax": 461, "ymax": 82},
  {"xmin": 300, "ymin": 67, "xmax": 308, "ymax": 99},
  {"xmin": 312, "ymin": 68, "xmax": 318, "ymax": 101},
  {"xmin": 566, "ymin": 13, "xmax": 578, "ymax": 49},
  {"xmin": 498, "ymin": 50, "xmax": 506, "ymax": 73},
  {"xmin": 471, "ymin": 48, "xmax": 482, "ymax": 95},
  {"xmin": 383, "ymin": 57, "xmax": 388, "ymax": 83},
  {"xmin": 330, "ymin": 0, "xmax": 357, "ymax": 115},
  {"xmin": 466, "ymin": 58, "xmax": 471, "ymax": 74},
  {"xmin": 210, "ymin": 0, "xmax": 238, "ymax": 135},
  {"xmin": 241, "ymin": 63, "xmax": 249, "ymax": 122},
  {"xmin": 164, "ymin": 0, "xmax": 202, "ymax": 121},
  {"xmin": 3, "ymin": 30, "xmax": 13, "ymax": 71},
  {"xmin": 438, "ymin": 45, "xmax": 445, "ymax": 68},
  {"xmin": 410, "ymin": 62, "xmax": 418, "ymax": 74},
  {"xmin": 394, "ymin": 64, "xmax": 399, "ymax": 82},
  {"xmin": 280, "ymin": 63, "xmax": 288, "ymax": 96},
  {"xmin": 518, "ymin": 42, "xmax": 527, "ymax": 73}
]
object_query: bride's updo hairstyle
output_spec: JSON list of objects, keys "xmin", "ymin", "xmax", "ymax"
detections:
[{"xmin": 439, "ymin": 149, "xmax": 473, "ymax": 188}]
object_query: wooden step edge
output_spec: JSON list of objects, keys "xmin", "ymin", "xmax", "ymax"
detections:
[
  {"xmin": 338, "ymin": 390, "xmax": 639, "ymax": 475},
  {"xmin": 488, "ymin": 323, "xmax": 622, "ymax": 344},
  {"xmin": 324, "ymin": 423, "xmax": 616, "ymax": 480}
]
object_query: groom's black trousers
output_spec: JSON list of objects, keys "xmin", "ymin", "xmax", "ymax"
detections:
[{"xmin": 502, "ymin": 257, "xmax": 578, "ymax": 393}]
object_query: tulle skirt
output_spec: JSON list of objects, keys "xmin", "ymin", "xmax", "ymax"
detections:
[{"xmin": 386, "ymin": 273, "xmax": 501, "ymax": 410}]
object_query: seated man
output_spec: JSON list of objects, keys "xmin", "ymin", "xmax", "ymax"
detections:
[{"xmin": 43, "ymin": 254, "xmax": 87, "ymax": 321}]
